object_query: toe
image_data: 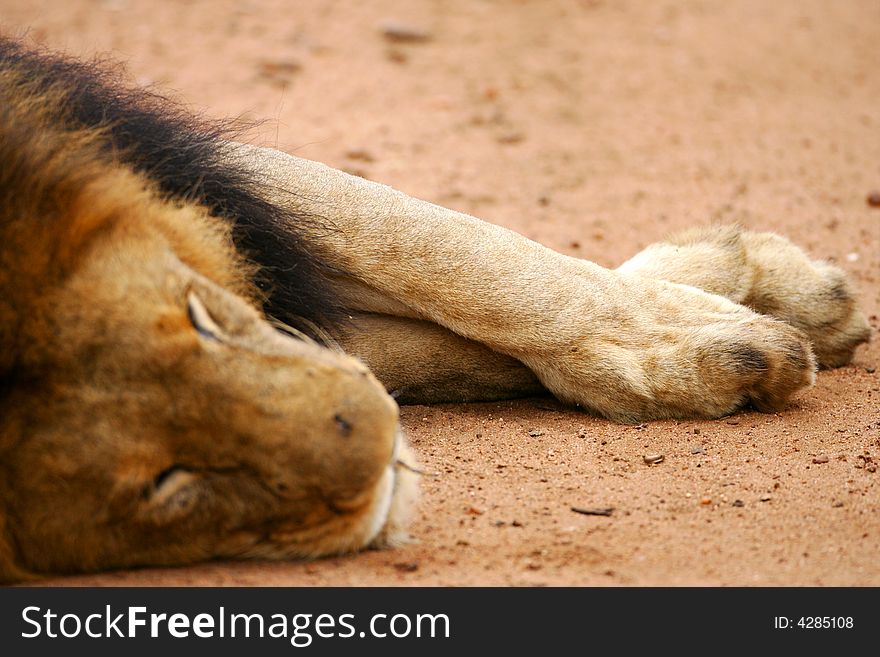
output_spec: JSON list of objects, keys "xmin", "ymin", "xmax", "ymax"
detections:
[{"xmin": 744, "ymin": 319, "xmax": 816, "ymax": 412}]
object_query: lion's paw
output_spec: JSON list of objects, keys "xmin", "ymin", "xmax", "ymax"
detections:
[
  {"xmin": 525, "ymin": 277, "xmax": 816, "ymax": 423},
  {"xmin": 627, "ymin": 226, "xmax": 872, "ymax": 368},
  {"xmin": 733, "ymin": 231, "xmax": 871, "ymax": 368}
]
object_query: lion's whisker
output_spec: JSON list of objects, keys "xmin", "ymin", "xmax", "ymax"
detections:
[{"xmin": 395, "ymin": 460, "xmax": 436, "ymax": 477}]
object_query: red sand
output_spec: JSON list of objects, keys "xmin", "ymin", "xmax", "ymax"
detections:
[{"xmin": 5, "ymin": 0, "xmax": 878, "ymax": 586}]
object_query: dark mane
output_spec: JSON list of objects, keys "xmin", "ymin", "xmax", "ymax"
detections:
[{"xmin": 0, "ymin": 35, "xmax": 341, "ymax": 333}]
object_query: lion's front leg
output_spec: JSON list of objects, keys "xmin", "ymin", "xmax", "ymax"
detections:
[
  {"xmin": 617, "ymin": 225, "xmax": 871, "ymax": 368},
  {"xmin": 236, "ymin": 145, "xmax": 816, "ymax": 422}
]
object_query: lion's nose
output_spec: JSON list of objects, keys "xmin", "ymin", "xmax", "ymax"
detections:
[
  {"xmin": 238, "ymin": 332, "xmax": 400, "ymax": 502},
  {"xmin": 300, "ymin": 358, "xmax": 400, "ymax": 498},
  {"xmin": 330, "ymin": 363, "xmax": 399, "ymax": 449},
  {"xmin": 333, "ymin": 413, "xmax": 354, "ymax": 437}
]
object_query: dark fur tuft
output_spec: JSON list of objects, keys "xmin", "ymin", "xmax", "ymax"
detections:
[{"xmin": 0, "ymin": 35, "xmax": 342, "ymax": 333}]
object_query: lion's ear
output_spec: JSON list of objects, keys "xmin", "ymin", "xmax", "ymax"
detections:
[{"xmin": 0, "ymin": 510, "xmax": 33, "ymax": 584}]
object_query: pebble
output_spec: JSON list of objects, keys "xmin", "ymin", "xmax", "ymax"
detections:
[
  {"xmin": 345, "ymin": 148, "xmax": 375, "ymax": 162},
  {"xmin": 528, "ymin": 429, "xmax": 544, "ymax": 437},
  {"xmin": 571, "ymin": 506, "xmax": 614, "ymax": 517},
  {"xmin": 256, "ymin": 59, "xmax": 301, "ymax": 88},
  {"xmin": 867, "ymin": 190, "xmax": 880, "ymax": 207},
  {"xmin": 845, "ymin": 252, "xmax": 859, "ymax": 263},
  {"xmin": 690, "ymin": 446, "xmax": 705, "ymax": 455},
  {"xmin": 497, "ymin": 131, "xmax": 525, "ymax": 144},
  {"xmin": 379, "ymin": 20, "xmax": 432, "ymax": 43},
  {"xmin": 643, "ymin": 453, "xmax": 665, "ymax": 465},
  {"xmin": 812, "ymin": 455, "xmax": 829, "ymax": 464},
  {"xmin": 385, "ymin": 49, "xmax": 408, "ymax": 64},
  {"xmin": 760, "ymin": 494, "xmax": 772, "ymax": 502},
  {"xmin": 394, "ymin": 562, "xmax": 420, "ymax": 573},
  {"xmin": 732, "ymin": 499, "xmax": 745, "ymax": 507}
]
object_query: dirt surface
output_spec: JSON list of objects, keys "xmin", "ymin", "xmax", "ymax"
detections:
[{"xmin": 4, "ymin": 0, "xmax": 878, "ymax": 586}]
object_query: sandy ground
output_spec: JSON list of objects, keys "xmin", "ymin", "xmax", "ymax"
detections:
[{"xmin": 3, "ymin": 0, "xmax": 878, "ymax": 586}]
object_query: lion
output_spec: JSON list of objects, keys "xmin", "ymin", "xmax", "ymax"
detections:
[{"xmin": 0, "ymin": 37, "xmax": 870, "ymax": 583}]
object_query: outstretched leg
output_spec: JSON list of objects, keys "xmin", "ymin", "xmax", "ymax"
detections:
[
  {"xmin": 234, "ymin": 144, "xmax": 815, "ymax": 422},
  {"xmin": 617, "ymin": 225, "xmax": 871, "ymax": 367},
  {"xmin": 335, "ymin": 226, "xmax": 869, "ymax": 407}
]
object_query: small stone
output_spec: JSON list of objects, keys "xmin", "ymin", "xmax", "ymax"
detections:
[
  {"xmin": 693, "ymin": 428, "xmax": 701, "ymax": 435},
  {"xmin": 512, "ymin": 519, "xmax": 524, "ymax": 527},
  {"xmin": 732, "ymin": 499, "xmax": 745, "ymax": 507},
  {"xmin": 379, "ymin": 20, "xmax": 432, "ymax": 43},
  {"xmin": 643, "ymin": 453, "xmax": 665, "ymax": 465},
  {"xmin": 394, "ymin": 562, "xmax": 419, "ymax": 573},
  {"xmin": 867, "ymin": 190, "xmax": 880, "ymax": 207},
  {"xmin": 832, "ymin": 500, "xmax": 845, "ymax": 508},
  {"xmin": 345, "ymin": 148, "xmax": 375, "ymax": 162},
  {"xmin": 812, "ymin": 455, "xmax": 829, "ymax": 464},
  {"xmin": 255, "ymin": 59, "xmax": 301, "ymax": 88},
  {"xmin": 497, "ymin": 131, "xmax": 525, "ymax": 144},
  {"xmin": 386, "ymin": 49, "xmax": 408, "ymax": 63},
  {"xmin": 760, "ymin": 494, "xmax": 772, "ymax": 502},
  {"xmin": 528, "ymin": 429, "xmax": 544, "ymax": 437},
  {"xmin": 700, "ymin": 497, "xmax": 712, "ymax": 506},
  {"xmin": 845, "ymin": 252, "xmax": 859, "ymax": 263},
  {"xmin": 571, "ymin": 506, "xmax": 614, "ymax": 517},
  {"xmin": 690, "ymin": 446, "xmax": 705, "ymax": 455}
]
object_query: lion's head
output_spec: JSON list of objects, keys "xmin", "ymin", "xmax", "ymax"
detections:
[{"xmin": 0, "ymin": 44, "xmax": 417, "ymax": 583}]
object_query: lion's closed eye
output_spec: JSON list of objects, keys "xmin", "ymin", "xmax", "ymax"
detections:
[
  {"xmin": 186, "ymin": 290, "xmax": 225, "ymax": 342},
  {"xmin": 145, "ymin": 465, "xmax": 200, "ymax": 517}
]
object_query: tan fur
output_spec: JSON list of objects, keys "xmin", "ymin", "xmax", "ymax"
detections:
[
  {"xmin": 0, "ymin": 80, "xmax": 869, "ymax": 582},
  {"xmin": 618, "ymin": 225, "xmax": 871, "ymax": 367},
  {"xmin": 234, "ymin": 146, "xmax": 868, "ymax": 422}
]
